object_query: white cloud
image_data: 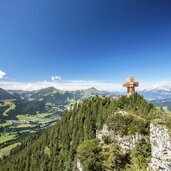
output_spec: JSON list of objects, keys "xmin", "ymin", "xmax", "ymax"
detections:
[
  {"xmin": 0, "ymin": 70, "xmax": 6, "ymax": 79},
  {"xmin": 0, "ymin": 79, "xmax": 171, "ymax": 92},
  {"xmin": 0, "ymin": 80, "xmax": 123, "ymax": 91},
  {"xmin": 51, "ymin": 75, "xmax": 61, "ymax": 81}
]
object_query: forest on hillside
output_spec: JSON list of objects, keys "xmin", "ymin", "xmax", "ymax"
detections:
[{"xmin": 0, "ymin": 93, "xmax": 171, "ymax": 171}]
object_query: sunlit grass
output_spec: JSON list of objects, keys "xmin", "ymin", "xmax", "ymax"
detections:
[
  {"xmin": 0, "ymin": 134, "xmax": 17, "ymax": 144},
  {"xmin": 0, "ymin": 121, "xmax": 12, "ymax": 127},
  {"xmin": 16, "ymin": 113, "xmax": 52, "ymax": 121},
  {"xmin": 2, "ymin": 100, "xmax": 16, "ymax": 116},
  {"xmin": 0, "ymin": 143, "xmax": 21, "ymax": 153}
]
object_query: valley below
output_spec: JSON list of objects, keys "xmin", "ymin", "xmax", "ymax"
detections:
[{"xmin": 0, "ymin": 87, "xmax": 106, "ymax": 158}]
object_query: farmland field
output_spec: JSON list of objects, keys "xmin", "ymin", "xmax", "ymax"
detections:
[{"xmin": 0, "ymin": 134, "xmax": 17, "ymax": 144}]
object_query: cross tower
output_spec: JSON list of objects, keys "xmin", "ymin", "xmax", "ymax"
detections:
[{"xmin": 123, "ymin": 77, "xmax": 139, "ymax": 97}]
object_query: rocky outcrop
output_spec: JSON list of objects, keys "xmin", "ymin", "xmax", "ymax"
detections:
[
  {"xmin": 114, "ymin": 133, "xmax": 142, "ymax": 153},
  {"xmin": 96, "ymin": 124, "xmax": 142, "ymax": 152},
  {"xmin": 76, "ymin": 159, "xmax": 83, "ymax": 171},
  {"xmin": 79, "ymin": 123, "xmax": 171, "ymax": 171},
  {"xmin": 118, "ymin": 110, "xmax": 128, "ymax": 116},
  {"xmin": 0, "ymin": 151, "xmax": 10, "ymax": 160},
  {"xmin": 96, "ymin": 124, "xmax": 109, "ymax": 143},
  {"xmin": 149, "ymin": 124, "xmax": 171, "ymax": 171}
]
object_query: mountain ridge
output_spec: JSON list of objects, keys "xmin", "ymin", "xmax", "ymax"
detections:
[{"xmin": 0, "ymin": 93, "xmax": 171, "ymax": 170}]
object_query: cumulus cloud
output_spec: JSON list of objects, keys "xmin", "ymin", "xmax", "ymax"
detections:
[
  {"xmin": 0, "ymin": 70, "xmax": 6, "ymax": 79},
  {"xmin": 51, "ymin": 75, "xmax": 61, "ymax": 81}
]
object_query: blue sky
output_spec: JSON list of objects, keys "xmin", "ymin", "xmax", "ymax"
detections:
[{"xmin": 0, "ymin": 0, "xmax": 171, "ymax": 91}]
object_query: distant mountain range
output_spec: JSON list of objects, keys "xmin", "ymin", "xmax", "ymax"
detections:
[
  {"xmin": 2, "ymin": 85, "xmax": 171, "ymax": 100},
  {"xmin": 139, "ymin": 88, "xmax": 171, "ymax": 100},
  {"xmin": 0, "ymin": 87, "xmax": 111, "ymax": 121},
  {"xmin": 1, "ymin": 86, "xmax": 171, "ymax": 117},
  {"xmin": 138, "ymin": 88, "xmax": 171, "ymax": 110}
]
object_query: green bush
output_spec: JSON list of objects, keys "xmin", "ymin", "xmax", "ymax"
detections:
[
  {"xmin": 77, "ymin": 139, "xmax": 103, "ymax": 171},
  {"xmin": 107, "ymin": 114, "xmax": 149, "ymax": 136}
]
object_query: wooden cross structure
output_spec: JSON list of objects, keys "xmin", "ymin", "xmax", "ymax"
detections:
[{"xmin": 123, "ymin": 77, "xmax": 139, "ymax": 97}]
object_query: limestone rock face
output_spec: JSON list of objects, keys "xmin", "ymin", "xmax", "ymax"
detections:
[
  {"xmin": 96, "ymin": 124, "xmax": 142, "ymax": 152},
  {"xmin": 149, "ymin": 124, "xmax": 171, "ymax": 171},
  {"xmin": 96, "ymin": 124, "xmax": 109, "ymax": 143},
  {"xmin": 79, "ymin": 123, "xmax": 171, "ymax": 171},
  {"xmin": 114, "ymin": 133, "xmax": 142, "ymax": 153}
]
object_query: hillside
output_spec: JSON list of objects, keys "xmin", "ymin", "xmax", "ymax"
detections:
[
  {"xmin": 150, "ymin": 98, "xmax": 171, "ymax": 111},
  {"xmin": 0, "ymin": 87, "xmax": 109, "ymax": 158},
  {"xmin": 0, "ymin": 88, "xmax": 16, "ymax": 101},
  {"xmin": 140, "ymin": 89, "xmax": 171, "ymax": 100},
  {"xmin": 0, "ymin": 87, "xmax": 107, "ymax": 121},
  {"xmin": 1, "ymin": 93, "xmax": 170, "ymax": 171}
]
